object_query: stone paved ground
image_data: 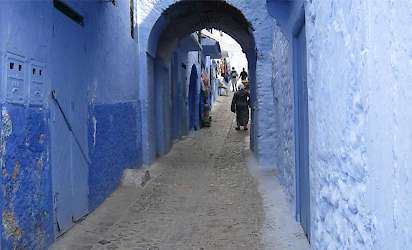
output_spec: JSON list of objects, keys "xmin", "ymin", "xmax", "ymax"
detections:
[{"xmin": 51, "ymin": 94, "xmax": 309, "ymax": 250}]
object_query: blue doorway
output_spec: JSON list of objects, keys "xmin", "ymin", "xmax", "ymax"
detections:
[
  {"xmin": 294, "ymin": 20, "xmax": 310, "ymax": 239},
  {"xmin": 188, "ymin": 65, "xmax": 198, "ymax": 130},
  {"xmin": 50, "ymin": 8, "xmax": 89, "ymax": 236},
  {"xmin": 154, "ymin": 60, "xmax": 170, "ymax": 157}
]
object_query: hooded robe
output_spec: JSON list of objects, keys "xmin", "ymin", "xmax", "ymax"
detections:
[{"xmin": 231, "ymin": 89, "xmax": 250, "ymax": 126}]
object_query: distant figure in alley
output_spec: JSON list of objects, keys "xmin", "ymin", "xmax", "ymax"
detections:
[
  {"xmin": 230, "ymin": 67, "xmax": 238, "ymax": 92},
  {"xmin": 231, "ymin": 83, "xmax": 250, "ymax": 130},
  {"xmin": 240, "ymin": 67, "xmax": 248, "ymax": 81}
]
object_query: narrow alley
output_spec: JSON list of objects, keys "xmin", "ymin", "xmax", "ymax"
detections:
[
  {"xmin": 51, "ymin": 95, "xmax": 309, "ymax": 250},
  {"xmin": 1, "ymin": 0, "xmax": 412, "ymax": 249}
]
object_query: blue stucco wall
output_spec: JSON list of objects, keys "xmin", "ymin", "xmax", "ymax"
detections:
[
  {"xmin": 1, "ymin": 104, "xmax": 53, "ymax": 249},
  {"xmin": 0, "ymin": 2, "xmax": 54, "ymax": 248},
  {"xmin": 271, "ymin": 22, "xmax": 295, "ymax": 208},
  {"xmin": 305, "ymin": 1, "xmax": 376, "ymax": 248},
  {"xmin": 84, "ymin": 0, "xmax": 143, "ymax": 210},
  {"xmin": 269, "ymin": 0, "xmax": 412, "ymax": 248},
  {"xmin": 88, "ymin": 102, "xmax": 141, "ymax": 210},
  {"xmin": 0, "ymin": 0, "xmax": 143, "ymax": 246},
  {"xmin": 1, "ymin": 0, "xmax": 410, "ymax": 249},
  {"xmin": 269, "ymin": 0, "xmax": 377, "ymax": 247}
]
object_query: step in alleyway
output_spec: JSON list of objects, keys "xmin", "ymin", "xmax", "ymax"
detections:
[{"xmin": 50, "ymin": 94, "xmax": 309, "ymax": 250}]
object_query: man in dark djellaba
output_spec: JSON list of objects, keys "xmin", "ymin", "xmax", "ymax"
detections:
[{"xmin": 231, "ymin": 83, "xmax": 250, "ymax": 130}]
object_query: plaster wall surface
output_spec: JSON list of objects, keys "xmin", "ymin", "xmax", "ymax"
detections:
[
  {"xmin": 137, "ymin": 0, "xmax": 277, "ymax": 167},
  {"xmin": 271, "ymin": 23, "xmax": 295, "ymax": 208},
  {"xmin": 303, "ymin": 1, "xmax": 412, "ymax": 247},
  {"xmin": 176, "ymin": 49, "xmax": 191, "ymax": 136},
  {"xmin": 269, "ymin": 0, "xmax": 412, "ymax": 248},
  {"xmin": 0, "ymin": 1, "xmax": 143, "ymax": 247},
  {"xmin": 363, "ymin": 0, "xmax": 412, "ymax": 248},
  {"xmin": 85, "ymin": 2, "xmax": 139, "ymax": 105},
  {"xmin": 305, "ymin": 1, "xmax": 374, "ymax": 248},
  {"xmin": 174, "ymin": 47, "xmax": 198, "ymax": 138},
  {"xmin": 0, "ymin": 104, "xmax": 53, "ymax": 249},
  {"xmin": 87, "ymin": 102, "xmax": 140, "ymax": 210},
  {"xmin": 63, "ymin": 1, "xmax": 143, "ymax": 212},
  {"xmin": 0, "ymin": 3, "xmax": 54, "ymax": 248}
]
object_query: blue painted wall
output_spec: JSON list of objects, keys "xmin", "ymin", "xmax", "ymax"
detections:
[
  {"xmin": 268, "ymin": 0, "xmax": 412, "ymax": 248},
  {"xmin": 0, "ymin": 104, "xmax": 53, "ymax": 249},
  {"xmin": 88, "ymin": 102, "xmax": 141, "ymax": 210},
  {"xmin": 146, "ymin": 41, "xmax": 204, "ymax": 161},
  {"xmin": 0, "ymin": 2, "xmax": 54, "ymax": 248},
  {"xmin": 84, "ymin": 0, "xmax": 143, "ymax": 210},
  {"xmin": 50, "ymin": 1, "xmax": 90, "ymax": 233},
  {"xmin": 0, "ymin": 0, "xmax": 260, "ymax": 247},
  {"xmin": 0, "ymin": 1, "xmax": 143, "ymax": 247},
  {"xmin": 0, "ymin": 0, "xmax": 247, "ymax": 248}
]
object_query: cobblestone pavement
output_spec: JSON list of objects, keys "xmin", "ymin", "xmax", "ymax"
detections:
[{"xmin": 51, "ymin": 94, "xmax": 309, "ymax": 250}]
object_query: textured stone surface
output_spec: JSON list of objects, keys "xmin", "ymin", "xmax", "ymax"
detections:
[
  {"xmin": 305, "ymin": 1, "xmax": 374, "ymax": 248},
  {"xmin": 271, "ymin": 23, "xmax": 296, "ymax": 207},
  {"xmin": 0, "ymin": 104, "xmax": 53, "ymax": 249},
  {"xmin": 364, "ymin": 0, "xmax": 412, "ymax": 249},
  {"xmin": 268, "ymin": 0, "xmax": 411, "ymax": 248}
]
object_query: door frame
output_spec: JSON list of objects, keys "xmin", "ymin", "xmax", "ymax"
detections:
[{"xmin": 293, "ymin": 10, "xmax": 310, "ymax": 240}]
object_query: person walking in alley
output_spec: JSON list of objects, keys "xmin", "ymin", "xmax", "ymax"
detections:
[
  {"xmin": 240, "ymin": 67, "xmax": 248, "ymax": 81},
  {"xmin": 201, "ymin": 65, "xmax": 211, "ymax": 127},
  {"xmin": 230, "ymin": 67, "xmax": 238, "ymax": 92},
  {"xmin": 231, "ymin": 83, "xmax": 250, "ymax": 130},
  {"xmin": 240, "ymin": 67, "xmax": 249, "ymax": 90}
]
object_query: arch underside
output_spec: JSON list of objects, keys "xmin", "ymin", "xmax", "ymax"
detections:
[{"xmin": 148, "ymin": 0, "xmax": 256, "ymax": 63}]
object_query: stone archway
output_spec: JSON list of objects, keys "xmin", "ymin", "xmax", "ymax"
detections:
[{"xmin": 138, "ymin": 0, "xmax": 276, "ymax": 165}]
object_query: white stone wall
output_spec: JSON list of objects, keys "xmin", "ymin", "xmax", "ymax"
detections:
[
  {"xmin": 364, "ymin": 0, "xmax": 412, "ymax": 249},
  {"xmin": 305, "ymin": 1, "xmax": 374, "ymax": 248}
]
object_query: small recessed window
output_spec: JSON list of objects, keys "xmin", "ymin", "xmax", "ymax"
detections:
[
  {"xmin": 9, "ymin": 62, "xmax": 14, "ymax": 70},
  {"xmin": 33, "ymin": 68, "xmax": 36, "ymax": 75},
  {"xmin": 18, "ymin": 64, "xmax": 22, "ymax": 71}
]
